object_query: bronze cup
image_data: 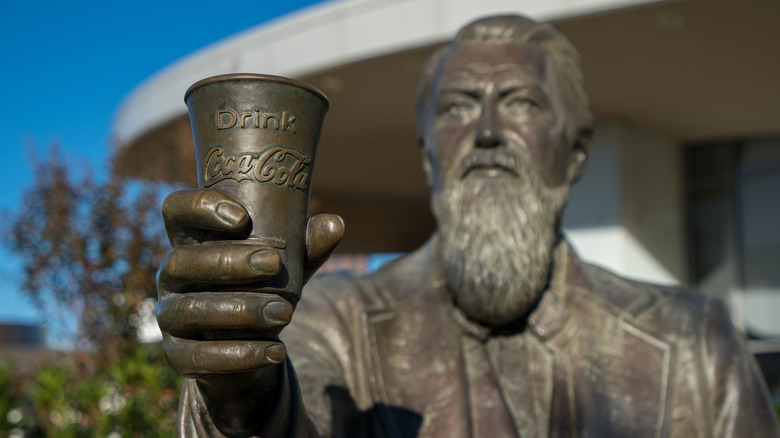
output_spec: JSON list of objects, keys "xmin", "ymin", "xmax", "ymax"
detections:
[{"xmin": 185, "ymin": 73, "xmax": 329, "ymax": 303}]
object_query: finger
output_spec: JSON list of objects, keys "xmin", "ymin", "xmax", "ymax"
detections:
[
  {"xmin": 163, "ymin": 334, "xmax": 286, "ymax": 376},
  {"xmin": 303, "ymin": 214, "xmax": 345, "ymax": 282},
  {"xmin": 160, "ymin": 244, "xmax": 280, "ymax": 289},
  {"xmin": 157, "ymin": 292, "xmax": 292, "ymax": 337},
  {"xmin": 162, "ymin": 188, "xmax": 250, "ymax": 247}
]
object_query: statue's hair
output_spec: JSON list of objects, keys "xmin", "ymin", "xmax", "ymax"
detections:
[{"xmin": 415, "ymin": 15, "xmax": 593, "ymax": 147}]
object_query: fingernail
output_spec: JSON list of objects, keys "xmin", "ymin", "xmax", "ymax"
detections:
[
  {"xmin": 249, "ymin": 249, "xmax": 278, "ymax": 274},
  {"xmin": 265, "ymin": 344, "xmax": 286, "ymax": 364},
  {"xmin": 216, "ymin": 201, "xmax": 244, "ymax": 226},
  {"xmin": 263, "ymin": 301, "xmax": 291, "ymax": 325}
]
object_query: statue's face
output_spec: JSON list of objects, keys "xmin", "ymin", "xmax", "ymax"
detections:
[
  {"xmin": 424, "ymin": 42, "xmax": 574, "ymax": 195},
  {"xmin": 425, "ymin": 42, "xmax": 576, "ymax": 326}
]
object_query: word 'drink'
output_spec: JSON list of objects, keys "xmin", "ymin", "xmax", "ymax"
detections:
[{"xmin": 216, "ymin": 109, "xmax": 297, "ymax": 133}]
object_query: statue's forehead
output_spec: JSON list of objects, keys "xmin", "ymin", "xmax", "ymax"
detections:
[{"xmin": 438, "ymin": 42, "xmax": 549, "ymax": 87}]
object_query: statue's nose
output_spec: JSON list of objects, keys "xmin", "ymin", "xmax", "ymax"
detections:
[{"xmin": 475, "ymin": 104, "xmax": 503, "ymax": 149}]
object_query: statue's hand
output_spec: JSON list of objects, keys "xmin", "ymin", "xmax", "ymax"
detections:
[{"xmin": 155, "ymin": 188, "xmax": 343, "ymax": 433}]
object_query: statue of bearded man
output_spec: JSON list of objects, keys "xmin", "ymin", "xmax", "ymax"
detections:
[{"xmin": 157, "ymin": 15, "xmax": 780, "ymax": 438}]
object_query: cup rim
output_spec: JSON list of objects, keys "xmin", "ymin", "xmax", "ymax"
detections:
[{"xmin": 184, "ymin": 73, "xmax": 329, "ymax": 109}]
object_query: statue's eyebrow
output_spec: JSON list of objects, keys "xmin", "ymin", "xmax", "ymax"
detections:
[
  {"xmin": 438, "ymin": 86, "xmax": 481, "ymax": 99},
  {"xmin": 437, "ymin": 77, "xmax": 483, "ymax": 97},
  {"xmin": 497, "ymin": 83, "xmax": 544, "ymax": 98},
  {"xmin": 437, "ymin": 81, "xmax": 545, "ymax": 100}
]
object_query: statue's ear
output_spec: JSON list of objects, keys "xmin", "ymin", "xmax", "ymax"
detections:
[
  {"xmin": 420, "ymin": 140, "xmax": 434, "ymax": 188},
  {"xmin": 568, "ymin": 128, "xmax": 592, "ymax": 184}
]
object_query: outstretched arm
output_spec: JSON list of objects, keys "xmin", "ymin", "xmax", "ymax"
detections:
[{"xmin": 157, "ymin": 188, "xmax": 343, "ymax": 437}]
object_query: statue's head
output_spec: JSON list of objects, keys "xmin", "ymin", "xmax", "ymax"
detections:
[{"xmin": 416, "ymin": 15, "xmax": 593, "ymax": 327}]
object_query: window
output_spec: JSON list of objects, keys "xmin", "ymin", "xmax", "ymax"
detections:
[{"xmin": 686, "ymin": 138, "xmax": 780, "ymax": 339}]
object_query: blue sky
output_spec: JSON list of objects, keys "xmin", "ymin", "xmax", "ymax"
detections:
[{"xmin": 0, "ymin": 0, "xmax": 323, "ymax": 325}]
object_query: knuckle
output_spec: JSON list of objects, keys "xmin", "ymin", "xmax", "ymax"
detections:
[
  {"xmin": 162, "ymin": 336, "xmax": 187, "ymax": 371},
  {"xmin": 163, "ymin": 251, "xmax": 178, "ymax": 277},
  {"xmin": 155, "ymin": 297, "xmax": 180, "ymax": 332},
  {"xmin": 155, "ymin": 301, "xmax": 170, "ymax": 327},
  {"xmin": 230, "ymin": 298, "xmax": 249, "ymax": 321},
  {"xmin": 156, "ymin": 252, "xmax": 177, "ymax": 293},
  {"xmin": 193, "ymin": 188, "xmax": 217, "ymax": 211},
  {"xmin": 161, "ymin": 194, "xmax": 176, "ymax": 219},
  {"xmin": 217, "ymin": 252, "xmax": 234, "ymax": 279},
  {"xmin": 163, "ymin": 249, "xmax": 195, "ymax": 284},
  {"xmin": 161, "ymin": 189, "xmax": 193, "ymax": 219}
]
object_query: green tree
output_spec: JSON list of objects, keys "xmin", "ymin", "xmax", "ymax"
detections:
[
  {"xmin": 4, "ymin": 145, "xmax": 169, "ymax": 364},
  {"xmin": 23, "ymin": 345, "xmax": 180, "ymax": 437},
  {"xmin": 1, "ymin": 144, "xmax": 182, "ymax": 436}
]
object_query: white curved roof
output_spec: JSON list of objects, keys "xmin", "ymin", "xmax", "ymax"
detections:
[{"xmin": 112, "ymin": 0, "xmax": 658, "ymax": 147}]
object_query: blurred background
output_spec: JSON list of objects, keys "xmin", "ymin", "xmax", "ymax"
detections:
[{"xmin": 1, "ymin": 0, "xmax": 778, "ymax": 435}]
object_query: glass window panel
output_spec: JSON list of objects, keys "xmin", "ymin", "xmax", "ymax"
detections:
[
  {"xmin": 689, "ymin": 187, "xmax": 733, "ymax": 303},
  {"xmin": 687, "ymin": 143, "xmax": 733, "ymax": 182},
  {"xmin": 741, "ymin": 139, "xmax": 780, "ymax": 176},
  {"xmin": 741, "ymin": 156, "xmax": 780, "ymax": 337}
]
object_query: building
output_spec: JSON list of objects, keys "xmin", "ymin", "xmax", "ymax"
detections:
[
  {"xmin": 112, "ymin": 0, "xmax": 780, "ymax": 346},
  {"xmin": 0, "ymin": 323, "xmax": 67, "ymax": 380}
]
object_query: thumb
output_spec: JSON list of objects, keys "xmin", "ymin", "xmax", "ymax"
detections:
[{"xmin": 303, "ymin": 214, "xmax": 345, "ymax": 283}]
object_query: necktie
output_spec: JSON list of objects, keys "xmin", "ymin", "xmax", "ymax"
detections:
[{"xmin": 461, "ymin": 335, "xmax": 520, "ymax": 437}]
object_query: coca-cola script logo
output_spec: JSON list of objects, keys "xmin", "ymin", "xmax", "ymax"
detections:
[{"xmin": 203, "ymin": 146, "xmax": 311, "ymax": 190}]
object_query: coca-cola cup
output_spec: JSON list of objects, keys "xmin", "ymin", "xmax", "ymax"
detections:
[{"xmin": 185, "ymin": 73, "xmax": 329, "ymax": 304}]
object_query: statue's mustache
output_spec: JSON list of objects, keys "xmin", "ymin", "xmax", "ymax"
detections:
[{"xmin": 456, "ymin": 149, "xmax": 523, "ymax": 179}]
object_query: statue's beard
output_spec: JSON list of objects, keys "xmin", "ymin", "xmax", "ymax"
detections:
[{"xmin": 434, "ymin": 149, "xmax": 568, "ymax": 328}]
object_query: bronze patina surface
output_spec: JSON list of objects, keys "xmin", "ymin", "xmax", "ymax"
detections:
[
  {"xmin": 185, "ymin": 74, "xmax": 329, "ymax": 304},
  {"xmin": 157, "ymin": 16, "xmax": 780, "ymax": 437}
]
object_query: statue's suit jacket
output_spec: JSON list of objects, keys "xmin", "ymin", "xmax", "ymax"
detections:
[{"xmin": 178, "ymin": 235, "xmax": 780, "ymax": 437}]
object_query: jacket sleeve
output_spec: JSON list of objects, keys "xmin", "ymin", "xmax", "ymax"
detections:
[
  {"xmin": 703, "ymin": 298, "xmax": 780, "ymax": 437},
  {"xmin": 176, "ymin": 361, "xmax": 321, "ymax": 438}
]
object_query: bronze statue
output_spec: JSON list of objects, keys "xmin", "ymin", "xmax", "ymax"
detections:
[{"xmin": 157, "ymin": 15, "xmax": 780, "ymax": 437}]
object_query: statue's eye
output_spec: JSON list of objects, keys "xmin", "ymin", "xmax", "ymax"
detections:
[
  {"xmin": 439, "ymin": 100, "xmax": 473, "ymax": 118},
  {"xmin": 437, "ymin": 94, "xmax": 476, "ymax": 119},
  {"xmin": 447, "ymin": 102, "xmax": 472, "ymax": 116},
  {"xmin": 505, "ymin": 97, "xmax": 537, "ymax": 114}
]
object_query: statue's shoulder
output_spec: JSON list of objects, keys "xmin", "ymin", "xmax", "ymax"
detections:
[
  {"xmin": 583, "ymin": 258, "xmax": 707, "ymax": 303},
  {"xmin": 571, "ymin": 257, "xmax": 725, "ymax": 337}
]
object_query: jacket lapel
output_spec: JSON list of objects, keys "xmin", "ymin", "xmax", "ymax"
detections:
[
  {"xmin": 561, "ymin": 243, "xmax": 675, "ymax": 437},
  {"xmin": 565, "ymin": 307, "xmax": 674, "ymax": 438},
  {"xmin": 361, "ymin": 237, "xmax": 471, "ymax": 438},
  {"xmin": 363, "ymin": 291, "xmax": 471, "ymax": 438}
]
